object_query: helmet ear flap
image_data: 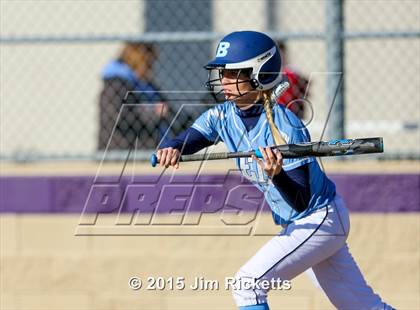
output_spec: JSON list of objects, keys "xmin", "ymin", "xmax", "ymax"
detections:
[
  {"xmin": 258, "ymin": 50, "xmax": 281, "ymax": 84},
  {"xmin": 256, "ymin": 51, "xmax": 282, "ymax": 88}
]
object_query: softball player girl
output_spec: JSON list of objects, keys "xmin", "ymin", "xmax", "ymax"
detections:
[{"xmin": 157, "ymin": 31, "xmax": 394, "ymax": 310}]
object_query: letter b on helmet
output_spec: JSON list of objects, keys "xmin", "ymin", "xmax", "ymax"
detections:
[{"xmin": 216, "ymin": 42, "xmax": 230, "ymax": 57}]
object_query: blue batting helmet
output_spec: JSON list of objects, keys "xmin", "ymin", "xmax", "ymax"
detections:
[{"xmin": 205, "ymin": 31, "xmax": 282, "ymax": 92}]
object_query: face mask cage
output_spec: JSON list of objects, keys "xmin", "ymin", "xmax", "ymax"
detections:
[{"xmin": 205, "ymin": 68, "xmax": 257, "ymax": 102}]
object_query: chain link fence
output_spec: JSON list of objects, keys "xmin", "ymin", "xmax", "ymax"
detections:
[{"xmin": 1, "ymin": 0, "xmax": 419, "ymax": 161}]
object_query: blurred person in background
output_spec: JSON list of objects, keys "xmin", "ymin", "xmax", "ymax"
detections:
[
  {"xmin": 276, "ymin": 40, "xmax": 310, "ymax": 120},
  {"xmin": 97, "ymin": 41, "xmax": 171, "ymax": 150}
]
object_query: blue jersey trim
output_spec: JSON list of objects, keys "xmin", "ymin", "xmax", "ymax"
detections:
[{"xmin": 272, "ymin": 164, "xmax": 311, "ymax": 213}]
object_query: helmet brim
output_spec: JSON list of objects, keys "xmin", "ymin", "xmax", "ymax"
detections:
[{"xmin": 204, "ymin": 59, "xmax": 227, "ymax": 70}]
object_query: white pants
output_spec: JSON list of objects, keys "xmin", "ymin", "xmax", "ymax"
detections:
[{"xmin": 233, "ymin": 196, "xmax": 393, "ymax": 309}]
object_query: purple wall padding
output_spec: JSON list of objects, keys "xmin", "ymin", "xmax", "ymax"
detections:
[{"xmin": 1, "ymin": 174, "xmax": 419, "ymax": 213}]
